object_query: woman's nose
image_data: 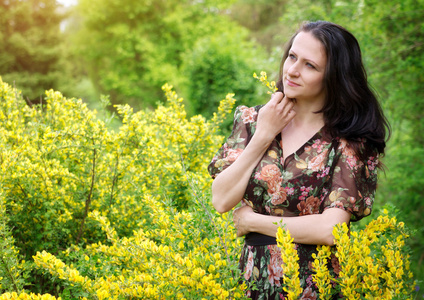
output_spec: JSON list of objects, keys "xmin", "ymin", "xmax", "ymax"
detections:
[{"xmin": 287, "ymin": 63, "xmax": 300, "ymax": 77}]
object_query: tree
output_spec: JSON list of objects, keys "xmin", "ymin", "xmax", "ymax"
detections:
[
  {"xmin": 228, "ymin": 0, "xmax": 290, "ymax": 52},
  {"xmin": 73, "ymin": 0, "xmax": 225, "ymax": 108},
  {"xmin": 180, "ymin": 30, "xmax": 268, "ymax": 131},
  {"xmin": 0, "ymin": 0, "xmax": 64, "ymax": 102}
]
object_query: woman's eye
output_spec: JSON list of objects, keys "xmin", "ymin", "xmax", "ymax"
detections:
[
  {"xmin": 306, "ymin": 63, "xmax": 316, "ymax": 69},
  {"xmin": 289, "ymin": 54, "xmax": 296, "ymax": 59}
]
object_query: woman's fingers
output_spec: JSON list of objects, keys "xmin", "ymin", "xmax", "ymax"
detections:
[
  {"xmin": 263, "ymin": 95, "xmax": 296, "ymax": 124},
  {"xmin": 270, "ymin": 91, "xmax": 284, "ymax": 103},
  {"xmin": 254, "ymin": 93, "xmax": 297, "ymax": 143},
  {"xmin": 280, "ymin": 97, "xmax": 296, "ymax": 116},
  {"xmin": 268, "ymin": 93, "xmax": 295, "ymax": 114}
]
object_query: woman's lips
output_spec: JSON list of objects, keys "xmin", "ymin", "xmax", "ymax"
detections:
[{"xmin": 286, "ymin": 79, "xmax": 300, "ymax": 87}]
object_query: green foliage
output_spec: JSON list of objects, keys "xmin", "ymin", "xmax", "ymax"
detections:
[
  {"xmin": 377, "ymin": 138, "xmax": 424, "ymax": 286},
  {"xmin": 72, "ymin": 0, "xmax": 246, "ymax": 110},
  {"xmin": 0, "ymin": 0, "xmax": 64, "ymax": 102},
  {"xmin": 229, "ymin": 0, "xmax": 290, "ymax": 52},
  {"xmin": 181, "ymin": 31, "xmax": 269, "ymax": 133}
]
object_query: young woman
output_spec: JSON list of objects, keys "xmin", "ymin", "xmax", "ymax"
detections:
[{"xmin": 208, "ymin": 21, "xmax": 389, "ymax": 299}]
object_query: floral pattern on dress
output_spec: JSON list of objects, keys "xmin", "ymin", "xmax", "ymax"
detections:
[{"xmin": 208, "ymin": 105, "xmax": 378, "ymax": 299}]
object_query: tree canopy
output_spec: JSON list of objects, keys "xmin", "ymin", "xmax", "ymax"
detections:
[
  {"xmin": 72, "ymin": 0, "xmax": 269, "ymax": 111},
  {"xmin": 0, "ymin": 0, "xmax": 64, "ymax": 102}
]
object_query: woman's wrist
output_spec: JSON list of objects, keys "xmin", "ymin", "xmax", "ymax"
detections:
[
  {"xmin": 250, "ymin": 131, "xmax": 274, "ymax": 150},
  {"xmin": 247, "ymin": 211, "xmax": 261, "ymax": 233},
  {"xmin": 247, "ymin": 212, "xmax": 282, "ymax": 238}
]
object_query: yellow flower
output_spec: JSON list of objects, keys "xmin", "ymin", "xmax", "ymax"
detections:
[{"xmin": 276, "ymin": 226, "xmax": 302, "ymax": 299}]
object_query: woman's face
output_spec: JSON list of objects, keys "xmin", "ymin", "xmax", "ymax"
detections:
[{"xmin": 282, "ymin": 31, "xmax": 327, "ymax": 105}]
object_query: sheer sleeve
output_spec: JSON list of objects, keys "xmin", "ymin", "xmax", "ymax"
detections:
[
  {"xmin": 322, "ymin": 139, "xmax": 379, "ymax": 222},
  {"xmin": 208, "ymin": 105, "xmax": 259, "ymax": 179}
]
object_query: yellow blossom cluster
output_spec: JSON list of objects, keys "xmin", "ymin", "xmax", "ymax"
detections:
[
  {"xmin": 277, "ymin": 210, "xmax": 415, "ymax": 299},
  {"xmin": 311, "ymin": 245, "xmax": 332, "ymax": 299},
  {"xmin": 253, "ymin": 71, "xmax": 278, "ymax": 94},
  {"xmin": 331, "ymin": 212, "xmax": 414, "ymax": 299},
  {"xmin": 32, "ymin": 195, "xmax": 246, "ymax": 299},
  {"xmin": 276, "ymin": 226, "xmax": 302, "ymax": 299},
  {"xmin": 0, "ymin": 292, "xmax": 59, "ymax": 300}
]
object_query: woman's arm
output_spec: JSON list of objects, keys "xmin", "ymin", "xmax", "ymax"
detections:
[
  {"xmin": 233, "ymin": 205, "xmax": 351, "ymax": 246},
  {"xmin": 212, "ymin": 93, "xmax": 296, "ymax": 214}
]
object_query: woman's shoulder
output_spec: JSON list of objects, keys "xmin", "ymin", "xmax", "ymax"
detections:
[
  {"xmin": 336, "ymin": 137, "xmax": 379, "ymax": 172},
  {"xmin": 337, "ymin": 137, "xmax": 376, "ymax": 156}
]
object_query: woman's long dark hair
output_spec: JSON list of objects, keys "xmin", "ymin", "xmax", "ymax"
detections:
[{"xmin": 276, "ymin": 21, "xmax": 390, "ymax": 163}]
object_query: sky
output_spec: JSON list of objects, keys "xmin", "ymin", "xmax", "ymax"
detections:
[{"xmin": 57, "ymin": 0, "xmax": 78, "ymax": 6}]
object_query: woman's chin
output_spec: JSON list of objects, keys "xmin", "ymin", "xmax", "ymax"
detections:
[{"xmin": 284, "ymin": 92, "xmax": 296, "ymax": 99}]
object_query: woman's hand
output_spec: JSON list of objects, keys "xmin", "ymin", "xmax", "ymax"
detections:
[
  {"xmin": 233, "ymin": 204, "xmax": 255, "ymax": 237},
  {"xmin": 255, "ymin": 92, "xmax": 296, "ymax": 143},
  {"xmin": 211, "ymin": 92, "xmax": 295, "ymax": 215}
]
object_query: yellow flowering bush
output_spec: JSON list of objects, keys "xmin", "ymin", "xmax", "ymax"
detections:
[
  {"xmin": 277, "ymin": 210, "xmax": 416, "ymax": 299},
  {"xmin": 0, "ymin": 77, "xmax": 248, "ymax": 298},
  {"xmin": 32, "ymin": 196, "xmax": 246, "ymax": 299},
  {"xmin": 0, "ymin": 77, "xmax": 234, "ymax": 256},
  {"xmin": 332, "ymin": 212, "xmax": 415, "ymax": 299},
  {"xmin": 0, "ymin": 292, "xmax": 60, "ymax": 300}
]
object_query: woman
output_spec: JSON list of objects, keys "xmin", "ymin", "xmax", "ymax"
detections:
[{"xmin": 208, "ymin": 21, "xmax": 389, "ymax": 299}]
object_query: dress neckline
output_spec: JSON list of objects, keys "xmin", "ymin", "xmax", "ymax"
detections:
[{"xmin": 277, "ymin": 128, "xmax": 324, "ymax": 168}]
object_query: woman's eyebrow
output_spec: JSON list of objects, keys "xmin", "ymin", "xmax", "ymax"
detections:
[{"xmin": 290, "ymin": 49, "xmax": 322, "ymax": 68}]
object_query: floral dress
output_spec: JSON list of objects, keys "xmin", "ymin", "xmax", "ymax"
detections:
[{"xmin": 208, "ymin": 105, "xmax": 378, "ymax": 299}]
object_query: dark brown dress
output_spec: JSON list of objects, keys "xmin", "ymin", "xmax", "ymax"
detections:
[{"xmin": 208, "ymin": 105, "xmax": 378, "ymax": 299}]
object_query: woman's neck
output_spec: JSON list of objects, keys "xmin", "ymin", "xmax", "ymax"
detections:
[{"xmin": 290, "ymin": 102, "xmax": 325, "ymax": 129}]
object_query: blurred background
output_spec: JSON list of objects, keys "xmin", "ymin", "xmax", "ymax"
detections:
[{"xmin": 1, "ymin": 0, "xmax": 423, "ymax": 292}]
